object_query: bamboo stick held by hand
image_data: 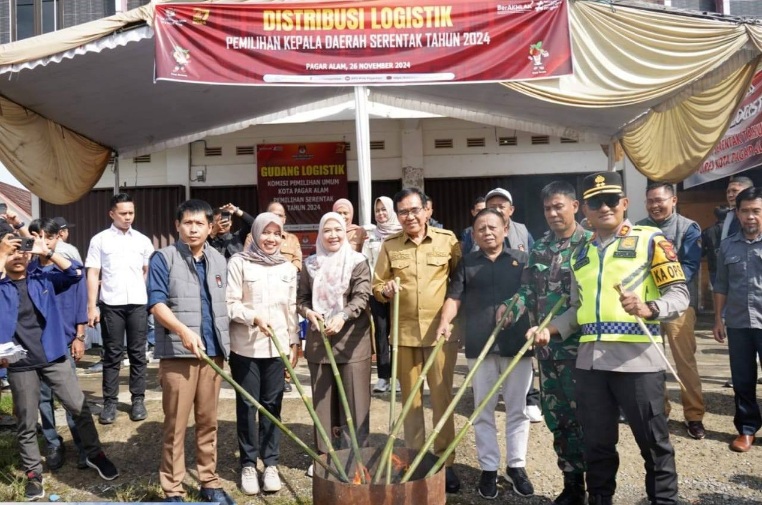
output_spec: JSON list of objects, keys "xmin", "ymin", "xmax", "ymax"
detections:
[
  {"xmin": 613, "ymin": 283, "xmax": 686, "ymax": 392},
  {"xmin": 198, "ymin": 351, "xmax": 345, "ymax": 481},
  {"xmin": 415, "ymin": 295, "xmax": 567, "ymax": 480},
  {"xmin": 318, "ymin": 319, "xmax": 368, "ymax": 483},
  {"xmin": 400, "ymin": 294, "xmax": 520, "ymax": 482},
  {"xmin": 266, "ymin": 325, "xmax": 349, "ymax": 483},
  {"xmin": 373, "ymin": 336, "xmax": 447, "ymax": 484},
  {"xmin": 388, "ymin": 277, "xmax": 401, "ymax": 432}
]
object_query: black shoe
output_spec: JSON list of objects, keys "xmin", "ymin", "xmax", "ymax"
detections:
[
  {"xmin": 588, "ymin": 495, "xmax": 613, "ymax": 505},
  {"xmin": 723, "ymin": 379, "xmax": 733, "ymax": 388},
  {"xmin": 86, "ymin": 451, "xmax": 119, "ymax": 481},
  {"xmin": 445, "ymin": 467, "xmax": 461, "ymax": 494},
  {"xmin": 99, "ymin": 401, "xmax": 117, "ymax": 424},
  {"xmin": 46, "ymin": 444, "xmax": 65, "ymax": 471},
  {"xmin": 200, "ymin": 487, "xmax": 236, "ymax": 505},
  {"xmin": 130, "ymin": 398, "xmax": 147, "ymax": 422},
  {"xmin": 505, "ymin": 466, "xmax": 534, "ymax": 497},
  {"xmin": 24, "ymin": 471, "xmax": 44, "ymax": 501},
  {"xmin": 477, "ymin": 470, "xmax": 498, "ymax": 499},
  {"xmin": 685, "ymin": 420, "xmax": 706, "ymax": 440},
  {"xmin": 283, "ymin": 381, "xmax": 292, "ymax": 393},
  {"xmin": 553, "ymin": 472, "xmax": 586, "ymax": 505}
]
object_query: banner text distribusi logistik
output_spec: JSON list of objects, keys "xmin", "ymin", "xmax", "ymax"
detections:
[{"xmin": 263, "ymin": 6, "xmax": 453, "ymax": 31}]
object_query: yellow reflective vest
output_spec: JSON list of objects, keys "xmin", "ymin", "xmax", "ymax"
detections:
[{"xmin": 571, "ymin": 225, "xmax": 685, "ymax": 343}]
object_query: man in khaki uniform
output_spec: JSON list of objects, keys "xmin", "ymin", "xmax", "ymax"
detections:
[
  {"xmin": 267, "ymin": 202, "xmax": 303, "ymax": 272},
  {"xmin": 373, "ymin": 187, "xmax": 462, "ymax": 493}
]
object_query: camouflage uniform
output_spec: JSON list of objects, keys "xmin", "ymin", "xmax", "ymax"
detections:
[{"xmin": 514, "ymin": 223, "xmax": 591, "ymax": 474}]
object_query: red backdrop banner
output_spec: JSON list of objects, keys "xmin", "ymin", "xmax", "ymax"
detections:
[
  {"xmin": 685, "ymin": 68, "xmax": 762, "ymax": 188},
  {"xmin": 154, "ymin": 0, "xmax": 572, "ymax": 85},
  {"xmin": 257, "ymin": 142, "xmax": 349, "ymax": 256}
]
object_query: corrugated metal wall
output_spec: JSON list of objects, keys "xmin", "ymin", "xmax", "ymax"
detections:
[
  {"xmin": 424, "ymin": 173, "xmax": 590, "ymax": 239},
  {"xmin": 348, "ymin": 179, "xmax": 403, "ymax": 224},
  {"xmin": 41, "ymin": 186, "xmax": 185, "ymax": 255}
]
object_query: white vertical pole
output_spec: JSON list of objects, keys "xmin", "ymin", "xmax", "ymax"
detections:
[{"xmin": 354, "ymin": 86, "xmax": 372, "ymax": 227}]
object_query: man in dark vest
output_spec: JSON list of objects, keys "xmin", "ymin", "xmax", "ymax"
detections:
[
  {"xmin": 147, "ymin": 199, "xmax": 234, "ymax": 504},
  {"xmin": 637, "ymin": 182, "xmax": 706, "ymax": 440}
]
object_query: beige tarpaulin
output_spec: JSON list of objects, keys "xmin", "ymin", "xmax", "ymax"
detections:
[
  {"xmin": 1, "ymin": 1, "xmax": 762, "ymax": 203},
  {"xmin": 0, "ymin": 96, "xmax": 111, "ymax": 204}
]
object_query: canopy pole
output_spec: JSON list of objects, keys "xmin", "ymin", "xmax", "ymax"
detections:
[{"xmin": 354, "ymin": 86, "xmax": 372, "ymax": 227}]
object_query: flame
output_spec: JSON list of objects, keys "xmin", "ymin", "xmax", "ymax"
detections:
[
  {"xmin": 352, "ymin": 464, "xmax": 372, "ymax": 484},
  {"xmin": 390, "ymin": 453, "xmax": 409, "ymax": 473}
]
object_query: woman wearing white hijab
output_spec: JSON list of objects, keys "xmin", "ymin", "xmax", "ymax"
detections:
[
  {"xmin": 297, "ymin": 212, "xmax": 372, "ymax": 474},
  {"xmin": 361, "ymin": 196, "xmax": 402, "ymax": 393},
  {"xmin": 227, "ymin": 212, "xmax": 300, "ymax": 495}
]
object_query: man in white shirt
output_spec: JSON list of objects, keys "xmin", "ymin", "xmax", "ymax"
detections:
[{"xmin": 85, "ymin": 193, "xmax": 154, "ymax": 424}]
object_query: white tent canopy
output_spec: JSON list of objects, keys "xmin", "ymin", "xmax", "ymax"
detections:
[{"xmin": 0, "ymin": 1, "xmax": 760, "ymax": 204}]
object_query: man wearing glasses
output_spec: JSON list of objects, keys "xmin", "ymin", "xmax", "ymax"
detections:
[
  {"xmin": 372, "ymin": 187, "xmax": 463, "ymax": 494},
  {"xmin": 529, "ymin": 172, "xmax": 689, "ymax": 505},
  {"xmin": 637, "ymin": 182, "xmax": 706, "ymax": 440}
]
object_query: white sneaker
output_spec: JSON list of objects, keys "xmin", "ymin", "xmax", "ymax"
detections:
[
  {"xmin": 306, "ymin": 463, "xmax": 314, "ymax": 478},
  {"xmin": 396, "ymin": 380, "xmax": 401, "ymax": 393},
  {"xmin": 526, "ymin": 405, "xmax": 543, "ymax": 423},
  {"xmin": 373, "ymin": 378, "xmax": 390, "ymax": 393},
  {"xmin": 262, "ymin": 466, "xmax": 282, "ymax": 492},
  {"xmin": 241, "ymin": 466, "xmax": 260, "ymax": 495}
]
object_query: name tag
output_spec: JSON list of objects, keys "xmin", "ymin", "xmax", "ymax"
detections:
[{"xmin": 613, "ymin": 236, "xmax": 638, "ymax": 258}]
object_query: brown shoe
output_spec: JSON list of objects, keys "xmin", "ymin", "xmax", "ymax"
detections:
[{"xmin": 729, "ymin": 434, "xmax": 755, "ymax": 452}]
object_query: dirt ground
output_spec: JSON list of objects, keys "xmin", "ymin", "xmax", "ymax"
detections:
[{"xmin": 3, "ymin": 314, "xmax": 762, "ymax": 504}]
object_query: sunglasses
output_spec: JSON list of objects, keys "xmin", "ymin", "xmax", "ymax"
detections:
[{"xmin": 586, "ymin": 194, "xmax": 621, "ymax": 211}]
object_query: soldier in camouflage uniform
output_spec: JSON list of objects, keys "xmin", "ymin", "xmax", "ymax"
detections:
[{"xmin": 499, "ymin": 181, "xmax": 591, "ymax": 505}]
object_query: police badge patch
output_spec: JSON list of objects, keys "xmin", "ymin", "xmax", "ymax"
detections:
[{"xmin": 613, "ymin": 236, "xmax": 638, "ymax": 258}]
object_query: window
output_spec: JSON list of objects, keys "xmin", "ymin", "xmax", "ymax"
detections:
[{"xmin": 7, "ymin": 0, "xmax": 115, "ymax": 42}]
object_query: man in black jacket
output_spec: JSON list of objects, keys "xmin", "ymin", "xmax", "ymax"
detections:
[
  {"xmin": 436, "ymin": 208, "xmax": 535, "ymax": 500},
  {"xmin": 207, "ymin": 203, "xmax": 255, "ymax": 259}
]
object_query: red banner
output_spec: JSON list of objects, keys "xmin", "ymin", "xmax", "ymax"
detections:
[
  {"xmin": 685, "ymin": 68, "xmax": 762, "ymax": 188},
  {"xmin": 257, "ymin": 142, "xmax": 349, "ymax": 256},
  {"xmin": 154, "ymin": 0, "xmax": 572, "ymax": 85}
]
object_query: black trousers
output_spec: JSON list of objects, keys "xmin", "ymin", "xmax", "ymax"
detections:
[
  {"xmin": 370, "ymin": 297, "xmax": 391, "ymax": 380},
  {"xmin": 229, "ymin": 353, "xmax": 284, "ymax": 468},
  {"xmin": 100, "ymin": 303, "xmax": 147, "ymax": 402},
  {"xmin": 575, "ymin": 368, "xmax": 678, "ymax": 504}
]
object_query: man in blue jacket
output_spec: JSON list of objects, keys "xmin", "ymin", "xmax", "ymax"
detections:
[
  {"xmin": 637, "ymin": 182, "xmax": 706, "ymax": 440},
  {"xmin": 0, "ymin": 224, "xmax": 118, "ymax": 501},
  {"xmin": 29, "ymin": 218, "xmax": 89, "ymax": 471}
]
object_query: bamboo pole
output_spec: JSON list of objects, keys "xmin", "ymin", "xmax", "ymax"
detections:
[
  {"xmin": 400, "ymin": 295, "xmax": 519, "ymax": 482},
  {"xmin": 613, "ymin": 284, "xmax": 686, "ymax": 392},
  {"xmin": 388, "ymin": 277, "xmax": 401, "ymax": 432},
  {"xmin": 404, "ymin": 295, "xmax": 567, "ymax": 481},
  {"xmin": 318, "ymin": 319, "xmax": 368, "ymax": 483},
  {"xmin": 266, "ymin": 326, "xmax": 349, "ymax": 482},
  {"xmin": 373, "ymin": 336, "xmax": 447, "ymax": 484},
  {"xmin": 198, "ymin": 352, "xmax": 344, "ymax": 481}
]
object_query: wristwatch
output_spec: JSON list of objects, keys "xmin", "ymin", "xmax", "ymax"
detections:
[
  {"xmin": 75, "ymin": 334, "xmax": 86, "ymax": 342},
  {"xmin": 646, "ymin": 301, "xmax": 660, "ymax": 320},
  {"xmin": 44, "ymin": 250, "xmax": 54, "ymax": 259},
  {"xmin": 340, "ymin": 312, "xmax": 349, "ymax": 321},
  {"xmin": 13, "ymin": 221, "xmax": 24, "ymax": 230}
]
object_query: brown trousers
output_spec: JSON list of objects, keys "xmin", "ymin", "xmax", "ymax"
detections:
[
  {"xmin": 159, "ymin": 357, "xmax": 224, "ymax": 497},
  {"xmin": 662, "ymin": 307, "xmax": 705, "ymax": 421},
  {"xmin": 308, "ymin": 359, "xmax": 371, "ymax": 454},
  {"xmin": 397, "ymin": 342, "xmax": 458, "ymax": 466}
]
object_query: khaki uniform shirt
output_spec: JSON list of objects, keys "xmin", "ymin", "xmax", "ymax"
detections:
[
  {"xmin": 281, "ymin": 231, "xmax": 303, "ymax": 272},
  {"xmin": 373, "ymin": 226, "xmax": 461, "ymax": 347}
]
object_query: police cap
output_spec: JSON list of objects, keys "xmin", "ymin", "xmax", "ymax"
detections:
[{"xmin": 581, "ymin": 171, "xmax": 623, "ymax": 200}]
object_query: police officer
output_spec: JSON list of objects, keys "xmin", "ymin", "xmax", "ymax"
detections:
[
  {"xmin": 529, "ymin": 172, "xmax": 689, "ymax": 505},
  {"xmin": 499, "ymin": 181, "xmax": 591, "ymax": 505}
]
